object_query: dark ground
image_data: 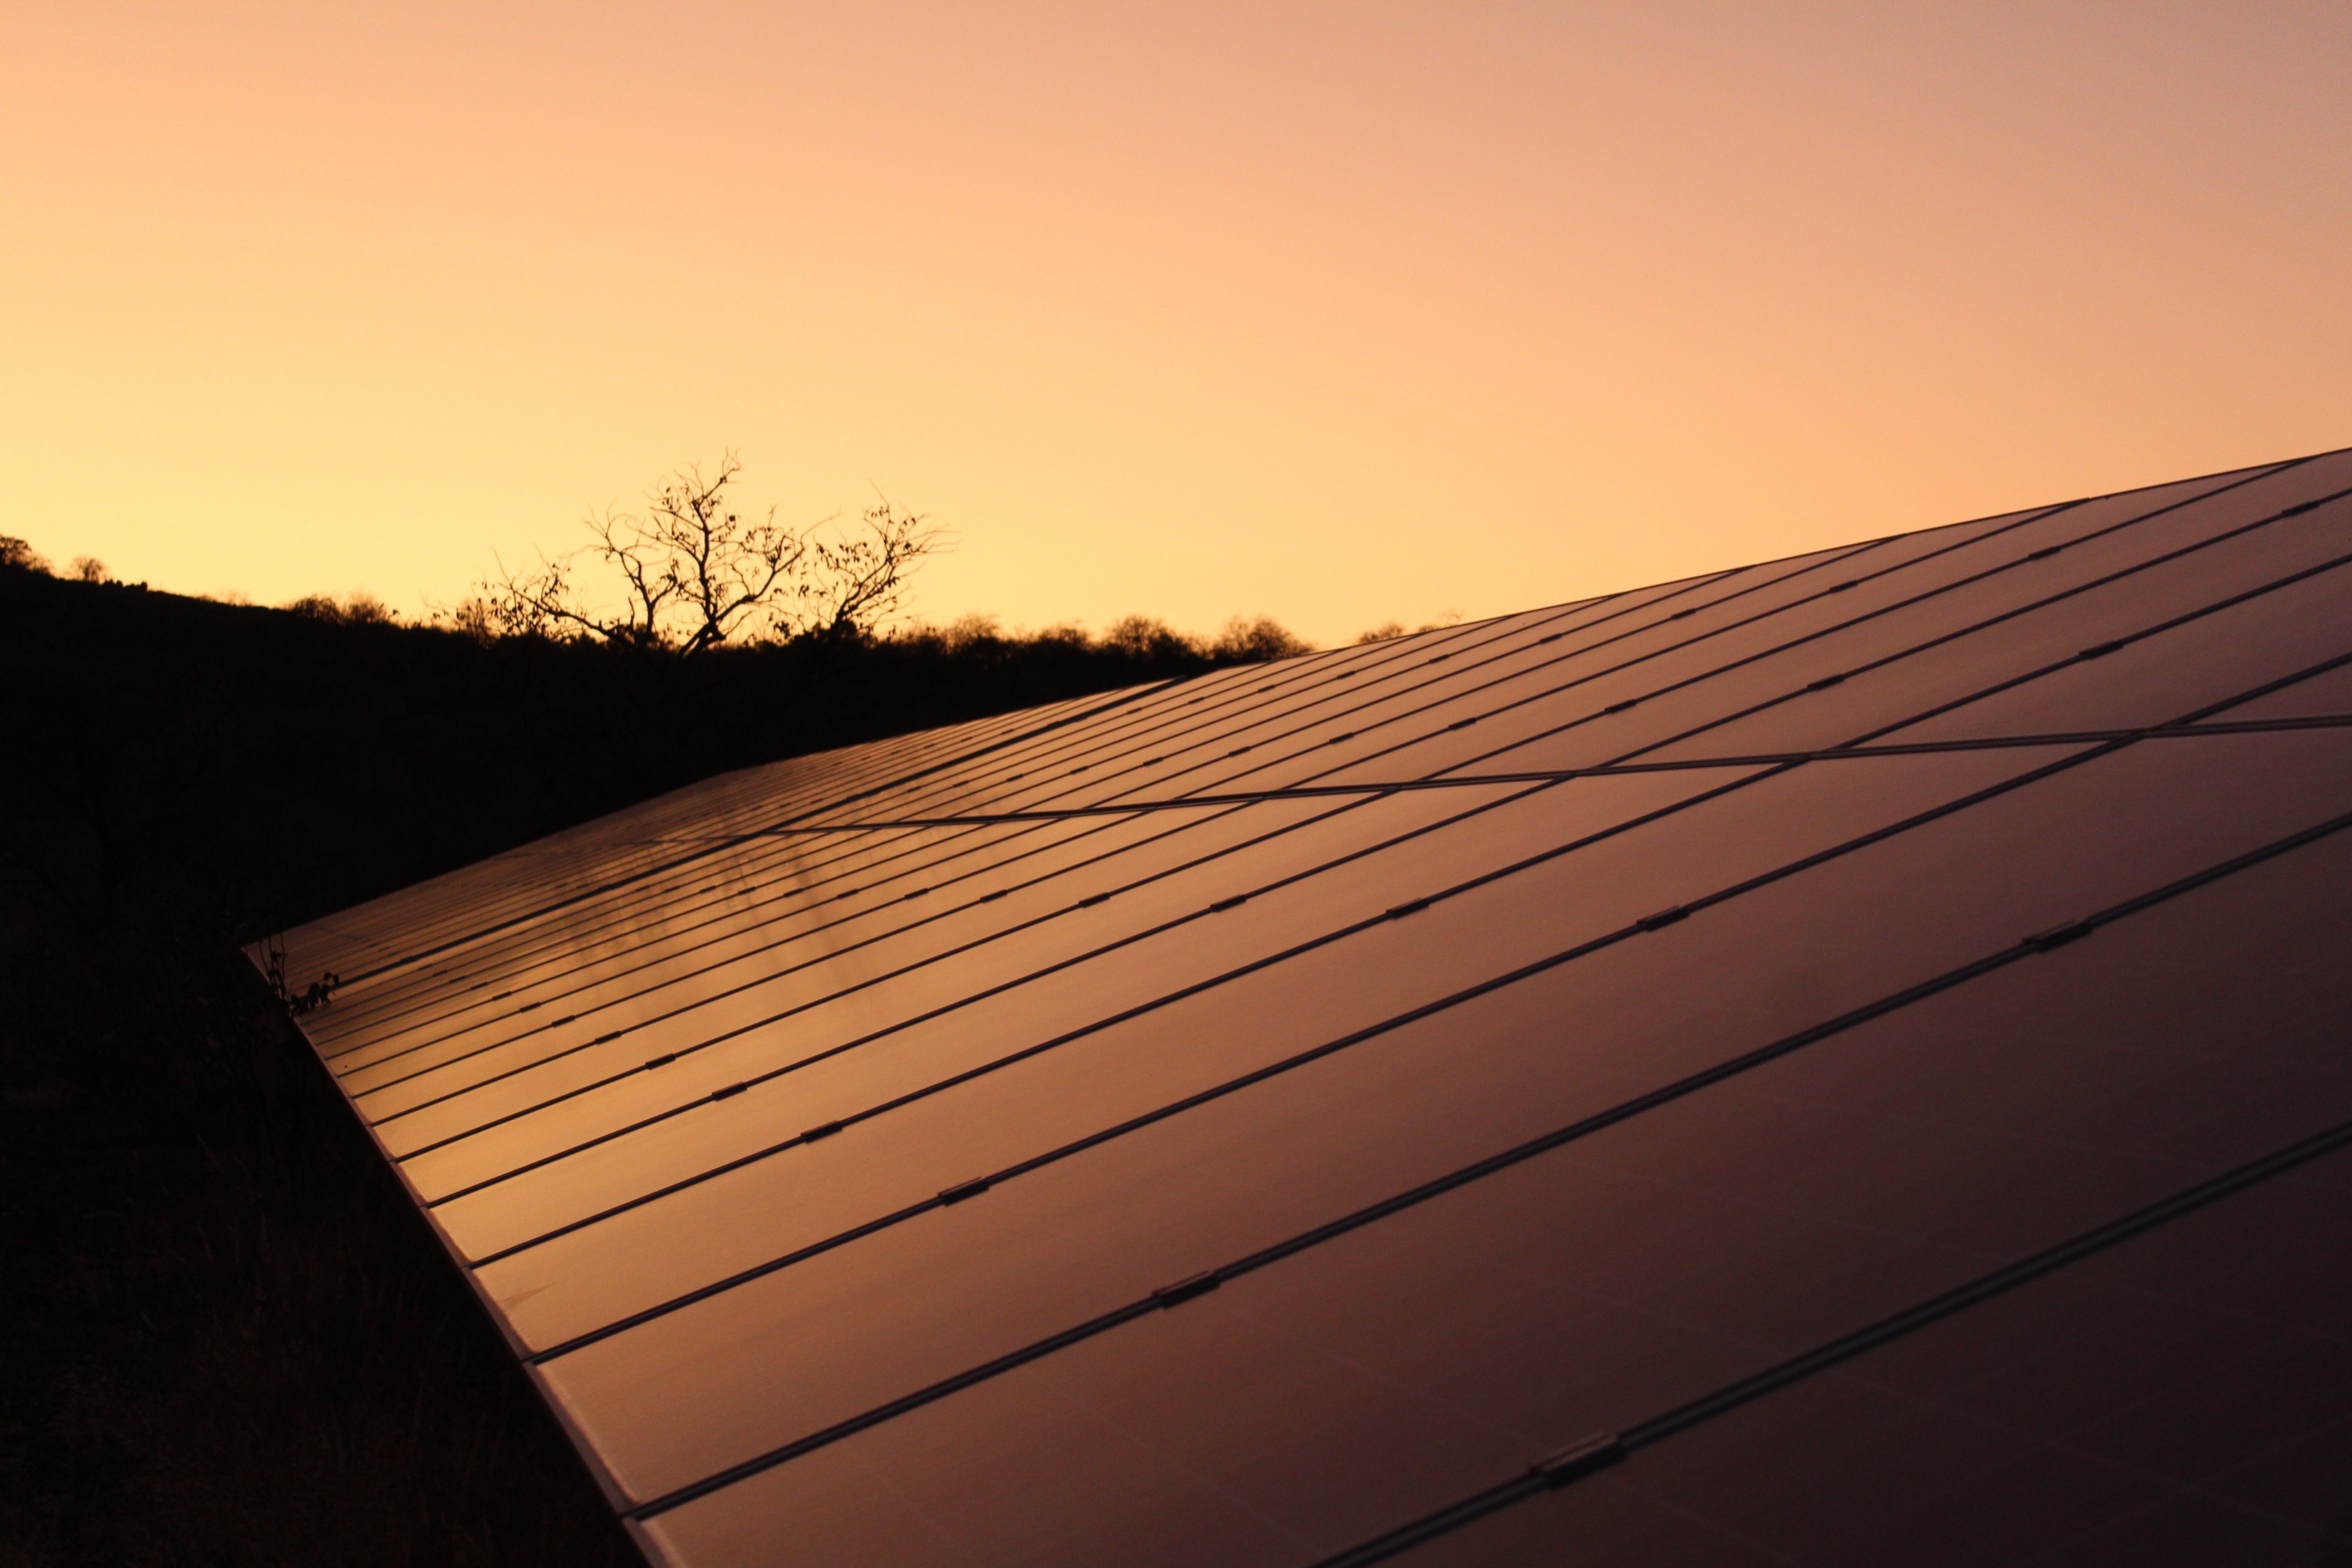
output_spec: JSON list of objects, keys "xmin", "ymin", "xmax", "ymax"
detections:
[{"xmin": 0, "ymin": 570, "xmax": 1234, "ymax": 1566}]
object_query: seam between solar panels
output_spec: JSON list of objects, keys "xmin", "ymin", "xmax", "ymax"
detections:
[
  {"xmin": 513, "ymin": 728, "xmax": 2169, "ymax": 1345},
  {"xmin": 323, "ymin": 579, "xmax": 1828, "ymax": 1049},
  {"xmin": 1265, "ymin": 463, "xmax": 2321, "ymax": 795},
  {"xmin": 813, "ymin": 573, "xmax": 1750, "ymax": 843},
  {"xmin": 1122, "ymin": 495, "xmax": 2081, "ymax": 813},
  {"xmin": 1600, "ymin": 486, "xmax": 2352, "ymax": 769},
  {"xmin": 783, "ymin": 609, "xmax": 1577, "ymax": 837},
  {"xmin": 410, "ymin": 769, "xmax": 1621, "ymax": 1184},
  {"xmin": 469, "ymin": 710, "xmax": 2352, "ymax": 839},
  {"xmin": 310, "ymin": 677, "xmax": 1354, "ymax": 1053},
  {"xmin": 416, "ymin": 695, "xmax": 2352, "ymax": 1214},
  {"xmin": 327, "ymin": 514, "xmax": 2352, "ymax": 1065},
  {"xmin": 1432, "ymin": 474, "xmax": 2348, "ymax": 784},
  {"xmin": 341, "ymin": 612, "xmax": 1681, "ymax": 1066},
  {"xmin": 829, "ymin": 599, "xmax": 1632, "ymax": 828},
  {"xmin": 294, "ymin": 736, "xmax": 1082, "ymax": 1002},
  {"xmin": 988, "ymin": 534, "xmax": 1920, "ymax": 825},
  {"xmin": 296, "ymin": 498, "xmax": 2100, "ymax": 1029},
  {"xmin": 507, "ymin": 687, "xmax": 2348, "ymax": 1340},
  {"xmin": 310, "ymin": 673, "xmax": 2352, "ymax": 1068},
  {"xmin": 334, "ymin": 803, "xmax": 1254, "ymax": 1079},
  {"xmin": 320, "ymin": 621, "xmax": 1594, "ymax": 1041},
  {"xmin": 309, "ymin": 680, "xmax": 1188, "ymax": 990},
  {"xmin": 843, "ymin": 534, "xmax": 1940, "ymax": 840},
  {"xmin": 614, "ymin": 804, "xmax": 2352, "ymax": 1519},
  {"xmin": 1828, "ymin": 548, "xmax": 2352, "ymax": 749},
  {"xmin": 287, "ymin": 731, "xmax": 1028, "ymax": 987},
  {"xmin": 365, "ymin": 774, "xmax": 1575, "ymax": 1122},
  {"xmin": 1298, "ymin": 1108, "xmax": 2352, "ymax": 1568},
  {"xmin": 1142, "ymin": 487, "xmax": 2187, "ymax": 802},
  {"xmin": 453, "ymin": 762, "xmax": 1779, "ymax": 1250},
  {"xmin": 325, "ymin": 476, "xmax": 2340, "ymax": 1122},
  {"xmin": 315, "ymin": 819, "xmax": 1032, "ymax": 1055},
  {"xmin": 322, "ymin": 571, "xmax": 2352, "ymax": 1062},
  {"xmin": 317, "ymin": 710, "xmax": 1165, "ymax": 994}
]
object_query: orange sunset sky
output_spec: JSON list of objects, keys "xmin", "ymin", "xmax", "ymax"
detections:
[{"xmin": 5, "ymin": 2, "xmax": 2347, "ymax": 647}]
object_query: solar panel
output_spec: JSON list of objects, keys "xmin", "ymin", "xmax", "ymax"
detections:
[{"xmin": 255, "ymin": 446, "xmax": 2352, "ymax": 1567}]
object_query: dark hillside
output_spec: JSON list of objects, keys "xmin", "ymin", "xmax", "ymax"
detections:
[{"xmin": 0, "ymin": 570, "xmax": 1231, "ymax": 1566}]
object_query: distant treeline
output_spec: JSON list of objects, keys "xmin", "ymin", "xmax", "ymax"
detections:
[{"xmin": 289, "ymin": 586, "xmax": 1320, "ymax": 669}]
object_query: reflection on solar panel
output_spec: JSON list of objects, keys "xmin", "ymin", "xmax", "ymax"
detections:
[{"xmin": 255, "ymin": 447, "xmax": 2352, "ymax": 1567}]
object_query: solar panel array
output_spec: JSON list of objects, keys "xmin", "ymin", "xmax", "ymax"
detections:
[{"xmin": 259, "ymin": 446, "xmax": 2352, "ymax": 1567}]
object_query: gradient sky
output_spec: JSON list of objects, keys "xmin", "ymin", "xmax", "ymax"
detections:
[{"xmin": 5, "ymin": 2, "xmax": 2347, "ymax": 646}]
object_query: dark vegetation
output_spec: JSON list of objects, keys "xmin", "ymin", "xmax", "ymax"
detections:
[{"xmin": 0, "ymin": 559, "xmax": 1299, "ymax": 1565}]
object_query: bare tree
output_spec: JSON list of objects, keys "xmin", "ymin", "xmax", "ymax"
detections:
[
  {"xmin": 483, "ymin": 455, "xmax": 947, "ymax": 653},
  {"xmin": 800, "ymin": 500, "xmax": 951, "ymax": 641}
]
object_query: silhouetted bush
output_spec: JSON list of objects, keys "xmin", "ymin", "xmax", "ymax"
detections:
[
  {"xmin": 286, "ymin": 591, "xmax": 400, "ymax": 626},
  {"xmin": 1210, "ymin": 614, "xmax": 1315, "ymax": 661},
  {"xmin": 0, "ymin": 534, "xmax": 50, "ymax": 574},
  {"xmin": 1356, "ymin": 612, "xmax": 1461, "ymax": 645}
]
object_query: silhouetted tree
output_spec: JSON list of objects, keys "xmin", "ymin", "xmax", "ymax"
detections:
[
  {"xmin": 803, "ymin": 499, "xmax": 951, "ymax": 642},
  {"xmin": 1102, "ymin": 614, "xmax": 1201, "ymax": 660},
  {"xmin": 1210, "ymin": 614, "xmax": 1313, "ymax": 661},
  {"xmin": 1355, "ymin": 612, "xmax": 1461, "ymax": 644},
  {"xmin": 484, "ymin": 454, "xmax": 946, "ymax": 654},
  {"xmin": 1, "ymin": 535, "xmax": 51, "ymax": 574},
  {"xmin": 288, "ymin": 592, "xmax": 400, "ymax": 626}
]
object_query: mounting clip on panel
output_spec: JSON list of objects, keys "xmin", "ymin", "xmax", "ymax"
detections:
[
  {"xmin": 1152, "ymin": 1271, "xmax": 1224, "ymax": 1308},
  {"xmin": 1529, "ymin": 1432, "xmax": 1627, "ymax": 1487}
]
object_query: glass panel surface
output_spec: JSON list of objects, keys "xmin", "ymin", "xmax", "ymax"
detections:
[
  {"xmin": 362, "ymin": 791, "xmax": 1367, "ymax": 1132},
  {"xmin": 318, "ymin": 820, "xmax": 1032, "ymax": 1061},
  {"xmin": 620, "ymin": 789, "xmax": 2352, "ymax": 1561},
  {"xmin": 299, "ymin": 691, "xmax": 1124, "ymax": 964},
  {"xmin": 1298, "ymin": 453, "xmax": 2351, "ymax": 786},
  {"xmin": 1630, "ymin": 499, "xmax": 2352, "ymax": 761},
  {"xmin": 331, "ymin": 809, "xmax": 1210, "ymax": 1084},
  {"xmin": 245, "ymin": 450, "xmax": 2352, "ymax": 1568},
  {"xmin": 900, "ymin": 599, "xmax": 1708, "ymax": 823},
  {"xmin": 2204, "ymin": 656, "xmax": 2352, "ymax": 723},
  {"xmin": 806, "ymin": 624, "xmax": 1530, "ymax": 829},
  {"xmin": 887, "ymin": 551, "xmax": 1940, "ymax": 828},
  {"xmin": 415, "ymin": 767, "xmax": 1751, "ymax": 1224},
  {"xmin": 485, "ymin": 727, "xmax": 2349, "ymax": 1357},
  {"xmin": 1063, "ymin": 534, "xmax": 2002, "ymax": 810},
  {"xmin": 296, "ymin": 691, "xmax": 1156, "ymax": 1037},
  {"xmin": 390, "ymin": 780, "xmax": 1568, "ymax": 1182},
  {"xmin": 279, "ymin": 696, "xmax": 1110, "ymax": 985},
  {"xmin": 1391, "ymin": 1143, "xmax": 2352, "ymax": 1568},
  {"xmin": 1877, "ymin": 557, "xmax": 2352, "ymax": 745}
]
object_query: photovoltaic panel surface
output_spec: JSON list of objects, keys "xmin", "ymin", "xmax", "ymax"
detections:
[{"xmin": 254, "ymin": 446, "xmax": 2352, "ymax": 1567}]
